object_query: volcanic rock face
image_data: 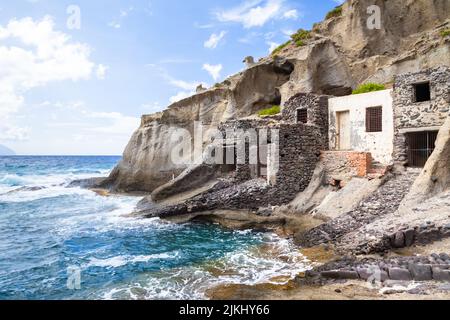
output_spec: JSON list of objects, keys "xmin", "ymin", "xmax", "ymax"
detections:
[
  {"xmin": 106, "ymin": 0, "xmax": 450, "ymax": 193},
  {"xmin": 104, "ymin": 62, "xmax": 293, "ymax": 192}
]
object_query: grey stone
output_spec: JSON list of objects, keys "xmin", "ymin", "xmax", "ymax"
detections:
[
  {"xmin": 320, "ymin": 271, "xmax": 340, "ymax": 279},
  {"xmin": 404, "ymin": 229, "xmax": 415, "ymax": 247},
  {"xmin": 409, "ymin": 264, "xmax": 432, "ymax": 281},
  {"xmin": 388, "ymin": 268, "xmax": 412, "ymax": 281},
  {"xmin": 337, "ymin": 270, "xmax": 360, "ymax": 280},
  {"xmin": 439, "ymin": 253, "xmax": 450, "ymax": 261},
  {"xmin": 358, "ymin": 268, "xmax": 388, "ymax": 282},
  {"xmin": 357, "ymin": 268, "xmax": 372, "ymax": 280},
  {"xmin": 431, "ymin": 253, "xmax": 440, "ymax": 260},
  {"xmin": 432, "ymin": 267, "xmax": 450, "ymax": 282},
  {"xmin": 393, "ymin": 231, "xmax": 405, "ymax": 248}
]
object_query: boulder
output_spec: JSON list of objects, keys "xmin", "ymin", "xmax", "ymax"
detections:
[
  {"xmin": 388, "ymin": 268, "xmax": 412, "ymax": 281},
  {"xmin": 432, "ymin": 267, "xmax": 450, "ymax": 282},
  {"xmin": 408, "ymin": 264, "xmax": 433, "ymax": 281}
]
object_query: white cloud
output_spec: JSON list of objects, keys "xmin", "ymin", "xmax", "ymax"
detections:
[
  {"xmin": 267, "ymin": 41, "xmax": 280, "ymax": 53},
  {"xmin": 141, "ymin": 102, "xmax": 164, "ymax": 114},
  {"xmin": 108, "ymin": 22, "xmax": 121, "ymax": 29},
  {"xmin": 215, "ymin": 0, "xmax": 296, "ymax": 28},
  {"xmin": 202, "ymin": 64, "xmax": 223, "ymax": 81},
  {"xmin": 108, "ymin": 6, "xmax": 134, "ymax": 29},
  {"xmin": 194, "ymin": 22, "xmax": 215, "ymax": 29},
  {"xmin": 86, "ymin": 111, "xmax": 139, "ymax": 135},
  {"xmin": 282, "ymin": 29, "xmax": 294, "ymax": 37},
  {"xmin": 0, "ymin": 16, "xmax": 99, "ymax": 142},
  {"xmin": 169, "ymin": 91, "xmax": 192, "ymax": 104},
  {"xmin": 96, "ymin": 64, "xmax": 109, "ymax": 80},
  {"xmin": 283, "ymin": 9, "xmax": 298, "ymax": 19},
  {"xmin": 169, "ymin": 79, "xmax": 199, "ymax": 91},
  {"xmin": 145, "ymin": 64, "xmax": 208, "ymax": 104},
  {"xmin": 333, "ymin": 0, "xmax": 346, "ymax": 4},
  {"xmin": 0, "ymin": 124, "xmax": 30, "ymax": 141},
  {"xmin": 238, "ymin": 31, "xmax": 263, "ymax": 44},
  {"xmin": 204, "ymin": 31, "xmax": 227, "ymax": 49}
]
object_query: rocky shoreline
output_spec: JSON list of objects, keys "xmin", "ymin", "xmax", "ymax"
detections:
[{"xmin": 70, "ymin": 170, "xmax": 450, "ymax": 300}]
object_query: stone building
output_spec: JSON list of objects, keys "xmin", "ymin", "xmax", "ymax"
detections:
[
  {"xmin": 328, "ymin": 89, "xmax": 394, "ymax": 165},
  {"xmin": 392, "ymin": 66, "xmax": 450, "ymax": 167},
  {"xmin": 147, "ymin": 66, "xmax": 450, "ymax": 216},
  {"xmin": 215, "ymin": 92, "xmax": 330, "ymax": 205},
  {"xmin": 326, "ymin": 66, "xmax": 450, "ymax": 169}
]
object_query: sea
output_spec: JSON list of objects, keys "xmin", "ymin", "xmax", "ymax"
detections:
[{"xmin": 0, "ymin": 156, "xmax": 310, "ymax": 300}]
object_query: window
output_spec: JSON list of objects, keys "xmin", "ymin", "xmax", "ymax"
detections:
[
  {"xmin": 296, "ymin": 109, "xmax": 308, "ymax": 124},
  {"xmin": 413, "ymin": 82, "xmax": 431, "ymax": 102},
  {"xmin": 366, "ymin": 106, "xmax": 383, "ymax": 132},
  {"xmin": 407, "ymin": 131, "xmax": 438, "ymax": 167}
]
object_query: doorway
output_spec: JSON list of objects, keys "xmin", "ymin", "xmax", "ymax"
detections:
[{"xmin": 337, "ymin": 111, "xmax": 351, "ymax": 150}]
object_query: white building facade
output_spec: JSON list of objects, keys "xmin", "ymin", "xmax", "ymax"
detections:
[{"xmin": 328, "ymin": 89, "xmax": 394, "ymax": 165}]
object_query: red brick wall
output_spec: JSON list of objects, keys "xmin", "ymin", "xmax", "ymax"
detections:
[{"xmin": 321, "ymin": 151, "xmax": 372, "ymax": 184}]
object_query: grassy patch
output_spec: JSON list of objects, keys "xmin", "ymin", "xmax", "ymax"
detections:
[
  {"xmin": 271, "ymin": 40, "xmax": 291, "ymax": 56},
  {"xmin": 326, "ymin": 6, "xmax": 343, "ymax": 20},
  {"xmin": 441, "ymin": 29, "xmax": 450, "ymax": 37},
  {"xmin": 291, "ymin": 29, "xmax": 311, "ymax": 47},
  {"xmin": 352, "ymin": 83, "xmax": 386, "ymax": 95},
  {"xmin": 258, "ymin": 105, "xmax": 281, "ymax": 117}
]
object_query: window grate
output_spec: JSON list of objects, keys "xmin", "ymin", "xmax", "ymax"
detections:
[
  {"xmin": 407, "ymin": 131, "xmax": 438, "ymax": 167},
  {"xmin": 296, "ymin": 109, "xmax": 308, "ymax": 124},
  {"xmin": 366, "ymin": 106, "xmax": 382, "ymax": 132}
]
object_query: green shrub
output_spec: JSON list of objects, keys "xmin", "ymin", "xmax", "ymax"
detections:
[
  {"xmin": 258, "ymin": 105, "xmax": 281, "ymax": 117},
  {"xmin": 271, "ymin": 40, "xmax": 291, "ymax": 56},
  {"xmin": 326, "ymin": 6, "xmax": 343, "ymax": 20},
  {"xmin": 441, "ymin": 29, "xmax": 450, "ymax": 37},
  {"xmin": 291, "ymin": 29, "xmax": 311, "ymax": 47},
  {"xmin": 352, "ymin": 83, "xmax": 386, "ymax": 95},
  {"xmin": 312, "ymin": 22, "xmax": 321, "ymax": 32}
]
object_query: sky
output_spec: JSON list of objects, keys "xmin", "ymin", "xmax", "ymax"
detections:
[{"xmin": 0, "ymin": 0, "xmax": 344, "ymax": 155}]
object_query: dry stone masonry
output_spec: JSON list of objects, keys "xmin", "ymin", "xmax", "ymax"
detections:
[{"xmin": 393, "ymin": 66, "xmax": 450, "ymax": 164}]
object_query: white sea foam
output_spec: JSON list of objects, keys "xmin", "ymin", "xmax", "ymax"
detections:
[
  {"xmin": 0, "ymin": 185, "xmax": 94, "ymax": 203},
  {"xmin": 87, "ymin": 252, "xmax": 180, "ymax": 268},
  {"xmin": 98, "ymin": 234, "xmax": 312, "ymax": 300}
]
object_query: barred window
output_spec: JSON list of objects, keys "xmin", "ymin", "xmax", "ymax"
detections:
[
  {"xmin": 296, "ymin": 109, "xmax": 308, "ymax": 124},
  {"xmin": 366, "ymin": 106, "xmax": 382, "ymax": 132}
]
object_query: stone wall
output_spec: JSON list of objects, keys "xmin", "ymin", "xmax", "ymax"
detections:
[
  {"xmin": 282, "ymin": 93, "xmax": 330, "ymax": 147},
  {"xmin": 217, "ymin": 118, "xmax": 326, "ymax": 206},
  {"xmin": 271, "ymin": 123, "xmax": 324, "ymax": 204},
  {"xmin": 393, "ymin": 66, "xmax": 450, "ymax": 163}
]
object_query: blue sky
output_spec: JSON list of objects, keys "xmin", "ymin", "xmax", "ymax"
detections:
[{"xmin": 0, "ymin": 0, "xmax": 343, "ymax": 155}]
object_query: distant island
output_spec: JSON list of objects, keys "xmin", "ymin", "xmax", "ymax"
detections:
[{"xmin": 0, "ymin": 145, "xmax": 16, "ymax": 156}]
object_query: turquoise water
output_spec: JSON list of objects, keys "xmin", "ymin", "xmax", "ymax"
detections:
[{"xmin": 0, "ymin": 156, "xmax": 308, "ymax": 300}]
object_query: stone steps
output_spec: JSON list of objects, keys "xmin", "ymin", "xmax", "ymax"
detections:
[{"xmin": 297, "ymin": 171, "xmax": 420, "ymax": 248}]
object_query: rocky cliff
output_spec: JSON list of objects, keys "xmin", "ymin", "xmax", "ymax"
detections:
[{"xmin": 105, "ymin": 0, "xmax": 450, "ymax": 193}]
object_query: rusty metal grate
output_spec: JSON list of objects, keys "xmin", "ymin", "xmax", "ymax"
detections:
[
  {"xmin": 366, "ymin": 106, "xmax": 383, "ymax": 132},
  {"xmin": 407, "ymin": 131, "xmax": 438, "ymax": 167},
  {"xmin": 296, "ymin": 109, "xmax": 308, "ymax": 124}
]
